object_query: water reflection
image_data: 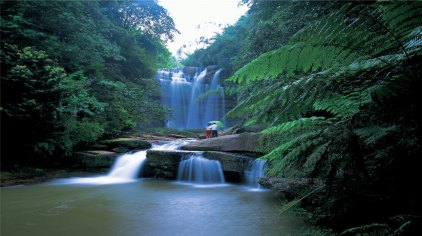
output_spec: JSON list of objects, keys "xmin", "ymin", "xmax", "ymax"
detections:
[{"xmin": 2, "ymin": 180, "xmax": 309, "ymax": 236}]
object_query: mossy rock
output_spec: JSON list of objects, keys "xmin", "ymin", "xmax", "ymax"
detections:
[
  {"xmin": 102, "ymin": 138, "xmax": 151, "ymax": 150},
  {"xmin": 74, "ymin": 151, "xmax": 118, "ymax": 168},
  {"xmin": 143, "ymin": 150, "xmax": 192, "ymax": 179}
]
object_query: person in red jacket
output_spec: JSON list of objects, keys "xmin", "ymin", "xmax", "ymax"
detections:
[{"xmin": 205, "ymin": 123, "xmax": 212, "ymax": 138}]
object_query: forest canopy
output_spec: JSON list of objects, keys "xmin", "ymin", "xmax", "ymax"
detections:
[{"xmin": 0, "ymin": 0, "xmax": 177, "ymax": 165}]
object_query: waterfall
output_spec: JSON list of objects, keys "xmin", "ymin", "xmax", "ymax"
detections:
[
  {"xmin": 177, "ymin": 153, "xmax": 225, "ymax": 184},
  {"xmin": 204, "ymin": 69, "xmax": 223, "ymax": 124},
  {"xmin": 107, "ymin": 151, "xmax": 148, "ymax": 179},
  {"xmin": 157, "ymin": 67, "xmax": 226, "ymax": 130},
  {"xmin": 158, "ymin": 70, "xmax": 191, "ymax": 129},
  {"xmin": 54, "ymin": 140, "xmax": 228, "ymax": 186},
  {"xmin": 244, "ymin": 159, "xmax": 267, "ymax": 189},
  {"xmin": 54, "ymin": 140, "xmax": 191, "ymax": 185},
  {"xmin": 186, "ymin": 69, "xmax": 207, "ymax": 129}
]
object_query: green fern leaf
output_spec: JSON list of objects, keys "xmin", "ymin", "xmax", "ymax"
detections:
[{"xmin": 354, "ymin": 125, "xmax": 398, "ymax": 145}]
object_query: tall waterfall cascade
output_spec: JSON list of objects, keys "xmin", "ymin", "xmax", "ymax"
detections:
[{"xmin": 157, "ymin": 67, "xmax": 226, "ymax": 130}]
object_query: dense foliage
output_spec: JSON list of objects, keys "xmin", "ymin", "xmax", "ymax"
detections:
[
  {"xmin": 1, "ymin": 0, "xmax": 177, "ymax": 166},
  {"xmin": 183, "ymin": 0, "xmax": 332, "ymax": 77},
  {"xmin": 185, "ymin": 0, "xmax": 421, "ymax": 234}
]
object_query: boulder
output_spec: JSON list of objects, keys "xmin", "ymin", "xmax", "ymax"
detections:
[
  {"xmin": 74, "ymin": 150, "xmax": 119, "ymax": 168},
  {"xmin": 102, "ymin": 138, "xmax": 152, "ymax": 150},
  {"xmin": 85, "ymin": 144, "xmax": 109, "ymax": 150},
  {"xmin": 144, "ymin": 150, "xmax": 197, "ymax": 179},
  {"xmin": 111, "ymin": 147, "xmax": 129, "ymax": 153},
  {"xmin": 180, "ymin": 132, "xmax": 263, "ymax": 154}
]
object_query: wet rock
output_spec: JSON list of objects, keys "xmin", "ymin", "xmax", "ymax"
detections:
[
  {"xmin": 180, "ymin": 132, "xmax": 263, "ymax": 154},
  {"xmin": 111, "ymin": 147, "xmax": 129, "ymax": 153},
  {"xmin": 144, "ymin": 150, "xmax": 196, "ymax": 179},
  {"xmin": 74, "ymin": 150, "xmax": 119, "ymax": 168},
  {"xmin": 102, "ymin": 138, "xmax": 152, "ymax": 150},
  {"xmin": 85, "ymin": 144, "xmax": 109, "ymax": 150},
  {"xmin": 203, "ymin": 151, "xmax": 253, "ymax": 173}
]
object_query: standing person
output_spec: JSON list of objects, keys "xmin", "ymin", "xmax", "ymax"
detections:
[
  {"xmin": 205, "ymin": 123, "xmax": 212, "ymax": 138},
  {"xmin": 210, "ymin": 122, "xmax": 218, "ymax": 137}
]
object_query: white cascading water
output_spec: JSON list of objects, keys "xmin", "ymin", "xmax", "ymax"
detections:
[
  {"xmin": 55, "ymin": 140, "xmax": 192, "ymax": 185},
  {"xmin": 106, "ymin": 152, "xmax": 148, "ymax": 179},
  {"xmin": 177, "ymin": 153, "xmax": 225, "ymax": 184},
  {"xmin": 244, "ymin": 159, "xmax": 267, "ymax": 189},
  {"xmin": 157, "ymin": 67, "xmax": 226, "ymax": 130},
  {"xmin": 204, "ymin": 69, "xmax": 225, "ymax": 126},
  {"xmin": 186, "ymin": 69, "xmax": 207, "ymax": 129}
]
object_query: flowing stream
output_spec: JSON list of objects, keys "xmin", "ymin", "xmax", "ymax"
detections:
[{"xmin": 1, "ymin": 141, "xmax": 310, "ymax": 235}]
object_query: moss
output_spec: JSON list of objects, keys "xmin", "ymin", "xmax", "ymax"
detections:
[
  {"xmin": 144, "ymin": 128, "xmax": 202, "ymax": 138},
  {"xmin": 102, "ymin": 138, "xmax": 151, "ymax": 150},
  {"xmin": 144, "ymin": 150, "xmax": 187, "ymax": 179},
  {"xmin": 74, "ymin": 151, "xmax": 117, "ymax": 168}
]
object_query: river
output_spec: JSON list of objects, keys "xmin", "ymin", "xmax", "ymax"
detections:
[
  {"xmin": 1, "ymin": 140, "xmax": 310, "ymax": 236},
  {"xmin": 1, "ymin": 180, "xmax": 311, "ymax": 236}
]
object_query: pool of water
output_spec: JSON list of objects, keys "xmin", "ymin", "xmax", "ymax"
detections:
[{"xmin": 1, "ymin": 180, "xmax": 309, "ymax": 236}]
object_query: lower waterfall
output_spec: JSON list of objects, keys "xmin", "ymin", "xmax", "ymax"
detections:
[{"xmin": 177, "ymin": 153, "xmax": 225, "ymax": 184}]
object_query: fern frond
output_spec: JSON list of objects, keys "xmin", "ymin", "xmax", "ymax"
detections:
[
  {"xmin": 313, "ymin": 89, "xmax": 372, "ymax": 119},
  {"xmin": 229, "ymin": 0, "xmax": 421, "ymax": 86},
  {"xmin": 380, "ymin": 1, "xmax": 422, "ymax": 35},
  {"xmin": 276, "ymin": 137, "xmax": 326, "ymax": 176},
  {"xmin": 261, "ymin": 117, "xmax": 327, "ymax": 136},
  {"xmin": 340, "ymin": 223, "xmax": 391, "ymax": 236},
  {"xmin": 279, "ymin": 185, "xmax": 325, "ymax": 214},
  {"xmin": 302, "ymin": 141, "xmax": 331, "ymax": 174},
  {"xmin": 404, "ymin": 26, "xmax": 422, "ymax": 52},
  {"xmin": 226, "ymin": 83, "xmax": 281, "ymax": 119},
  {"xmin": 227, "ymin": 1, "xmax": 421, "ymax": 179},
  {"xmin": 261, "ymin": 130, "xmax": 321, "ymax": 162},
  {"xmin": 228, "ymin": 42, "xmax": 364, "ymax": 85},
  {"xmin": 354, "ymin": 125, "xmax": 398, "ymax": 145}
]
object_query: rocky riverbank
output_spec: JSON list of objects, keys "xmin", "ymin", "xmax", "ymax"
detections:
[
  {"xmin": 3, "ymin": 127, "xmax": 271, "ymax": 183},
  {"xmin": 0, "ymin": 168, "xmax": 107, "ymax": 187},
  {"xmin": 1, "ymin": 130, "xmax": 266, "ymax": 186},
  {"xmin": 1, "ymin": 131, "xmax": 194, "ymax": 187}
]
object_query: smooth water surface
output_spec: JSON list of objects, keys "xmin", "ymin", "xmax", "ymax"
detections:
[{"xmin": 1, "ymin": 180, "xmax": 309, "ymax": 236}]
